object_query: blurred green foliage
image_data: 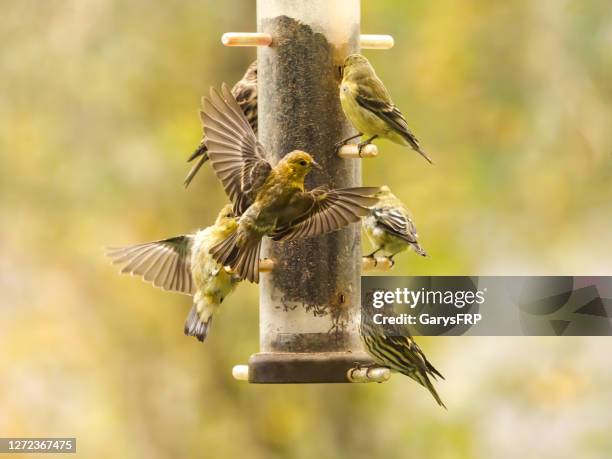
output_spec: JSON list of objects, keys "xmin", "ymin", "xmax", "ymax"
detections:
[{"xmin": 1, "ymin": 1, "xmax": 611, "ymax": 458}]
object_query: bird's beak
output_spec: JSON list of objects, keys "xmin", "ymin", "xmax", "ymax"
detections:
[{"xmin": 312, "ymin": 160, "xmax": 323, "ymax": 171}]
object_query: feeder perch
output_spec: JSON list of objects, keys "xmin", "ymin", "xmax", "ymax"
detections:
[
  {"xmin": 337, "ymin": 144, "xmax": 379, "ymax": 159},
  {"xmin": 223, "ymin": 0, "xmax": 392, "ymax": 384},
  {"xmin": 361, "ymin": 256, "xmax": 394, "ymax": 272},
  {"xmin": 359, "ymin": 34, "xmax": 394, "ymax": 50},
  {"xmin": 232, "ymin": 365, "xmax": 249, "ymax": 381},
  {"xmin": 347, "ymin": 366, "xmax": 391, "ymax": 383},
  {"xmin": 221, "ymin": 33, "xmax": 394, "ymax": 50},
  {"xmin": 221, "ymin": 32, "xmax": 273, "ymax": 47},
  {"xmin": 258, "ymin": 258, "xmax": 276, "ymax": 273},
  {"xmin": 233, "ymin": 362, "xmax": 391, "ymax": 383},
  {"xmin": 224, "ymin": 258, "xmax": 276, "ymax": 275}
]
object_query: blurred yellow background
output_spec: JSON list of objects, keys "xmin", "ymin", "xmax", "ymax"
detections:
[{"xmin": 1, "ymin": 0, "xmax": 612, "ymax": 457}]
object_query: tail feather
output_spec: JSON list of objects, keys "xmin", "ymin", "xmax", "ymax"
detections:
[
  {"xmin": 426, "ymin": 360, "xmax": 445, "ymax": 381},
  {"xmin": 184, "ymin": 305, "xmax": 212, "ymax": 342},
  {"xmin": 419, "ymin": 373, "xmax": 447, "ymax": 409},
  {"xmin": 184, "ymin": 143, "xmax": 209, "ymax": 187},
  {"xmin": 210, "ymin": 231, "xmax": 240, "ymax": 267},
  {"xmin": 411, "ymin": 243, "xmax": 427, "ymax": 257},
  {"xmin": 401, "ymin": 131, "xmax": 433, "ymax": 165},
  {"xmin": 232, "ymin": 240, "xmax": 261, "ymax": 283},
  {"xmin": 210, "ymin": 230, "xmax": 262, "ymax": 283}
]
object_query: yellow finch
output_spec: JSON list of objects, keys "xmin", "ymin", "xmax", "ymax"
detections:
[
  {"xmin": 184, "ymin": 61, "xmax": 258, "ymax": 187},
  {"xmin": 202, "ymin": 84, "xmax": 379, "ymax": 283},
  {"xmin": 363, "ymin": 185, "xmax": 427, "ymax": 265},
  {"xmin": 338, "ymin": 54, "xmax": 432, "ymax": 163},
  {"xmin": 361, "ymin": 307, "xmax": 446, "ymax": 408},
  {"xmin": 107, "ymin": 204, "xmax": 240, "ymax": 342}
]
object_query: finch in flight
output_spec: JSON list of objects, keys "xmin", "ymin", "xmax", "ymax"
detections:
[
  {"xmin": 107, "ymin": 204, "xmax": 240, "ymax": 342},
  {"xmin": 338, "ymin": 54, "xmax": 432, "ymax": 163},
  {"xmin": 184, "ymin": 60, "xmax": 258, "ymax": 187},
  {"xmin": 202, "ymin": 84, "xmax": 380, "ymax": 283},
  {"xmin": 363, "ymin": 185, "xmax": 427, "ymax": 265}
]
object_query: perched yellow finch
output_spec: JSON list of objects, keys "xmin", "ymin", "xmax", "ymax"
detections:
[
  {"xmin": 202, "ymin": 84, "xmax": 379, "ymax": 283},
  {"xmin": 363, "ymin": 185, "xmax": 427, "ymax": 265},
  {"xmin": 107, "ymin": 204, "xmax": 240, "ymax": 342},
  {"xmin": 184, "ymin": 61, "xmax": 258, "ymax": 187},
  {"xmin": 338, "ymin": 54, "xmax": 432, "ymax": 163},
  {"xmin": 361, "ymin": 308, "xmax": 446, "ymax": 408}
]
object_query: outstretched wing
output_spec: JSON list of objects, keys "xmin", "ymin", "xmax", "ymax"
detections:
[
  {"xmin": 202, "ymin": 84, "xmax": 271, "ymax": 215},
  {"xmin": 273, "ymin": 187, "xmax": 380, "ymax": 241},
  {"xmin": 373, "ymin": 206, "xmax": 418, "ymax": 244},
  {"xmin": 106, "ymin": 235, "xmax": 195, "ymax": 295}
]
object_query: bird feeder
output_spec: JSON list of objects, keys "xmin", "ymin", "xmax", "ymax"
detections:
[{"xmin": 226, "ymin": 0, "xmax": 394, "ymax": 383}]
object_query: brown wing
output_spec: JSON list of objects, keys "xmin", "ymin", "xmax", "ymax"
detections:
[
  {"xmin": 185, "ymin": 61, "xmax": 257, "ymax": 188},
  {"xmin": 107, "ymin": 235, "xmax": 195, "ymax": 295},
  {"xmin": 202, "ymin": 84, "xmax": 271, "ymax": 215},
  {"xmin": 272, "ymin": 187, "xmax": 380, "ymax": 241},
  {"xmin": 232, "ymin": 61, "xmax": 258, "ymax": 132}
]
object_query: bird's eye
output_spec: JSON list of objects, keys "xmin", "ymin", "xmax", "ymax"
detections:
[{"xmin": 299, "ymin": 160, "xmax": 307, "ymax": 166}]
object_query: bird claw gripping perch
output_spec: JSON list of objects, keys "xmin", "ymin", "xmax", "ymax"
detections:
[
  {"xmin": 362, "ymin": 256, "xmax": 394, "ymax": 272},
  {"xmin": 337, "ymin": 143, "xmax": 379, "ymax": 159},
  {"xmin": 347, "ymin": 363, "xmax": 391, "ymax": 383}
]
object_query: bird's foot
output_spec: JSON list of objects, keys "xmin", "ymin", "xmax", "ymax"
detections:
[
  {"xmin": 387, "ymin": 257, "xmax": 395, "ymax": 268},
  {"xmin": 335, "ymin": 133, "xmax": 363, "ymax": 153},
  {"xmin": 370, "ymin": 256, "xmax": 378, "ymax": 267},
  {"xmin": 349, "ymin": 362, "xmax": 379, "ymax": 379},
  {"xmin": 357, "ymin": 141, "xmax": 371, "ymax": 157},
  {"xmin": 334, "ymin": 140, "xmax": 348, "ymax": 153},
  {"xmin": 365, "ymin": 250, "xmax": 380, "ymax": 267}
]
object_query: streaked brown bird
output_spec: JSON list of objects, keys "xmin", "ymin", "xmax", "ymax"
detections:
[
  {"xmin": 184, "ymin": 60, "xmax": 258, "ymax": 187},
  {"xmin": 363, "ymin": 185, "xmax": 427, "ymax": 265},
  {"xmin": 202, "ymin": 84, "xmax": 379, "ymax": 283},
  {"xmin": 361, "ymin": 302, "xmax": 446, "ymax": 408}
]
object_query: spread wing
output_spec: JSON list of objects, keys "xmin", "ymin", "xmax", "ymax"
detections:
[
  {"xmin": 373, "ymin": 207, "xmax": 418, "ymax": 243},
  {"xmin": 201, "ymin": 84, "xmax": 271, "ymax": 215},
  {"xmin": 354, "ymin": 76, "xmax": 431, "ymax": 163},
  {"xmin": 185, "ymin": 62, "xmax": 257, "ymax": 188},
  {"xmin": 107, "ymin": 235, "xmax": 195, "ymax": 295},
  {"xmin": 273, "ymin": 187, "xmax": 380, "ymax": 241}
]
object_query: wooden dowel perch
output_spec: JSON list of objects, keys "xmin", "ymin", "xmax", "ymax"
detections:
[
  {"xmin": 337, "ymin": 144, "xmax": 378, "ymax": 158},
  {"xmin": 233, "ymin": 364, "xmax": 391, "ymax": 383},
  {"xmin": 347, "ymin": 366, "xmax": 391, "ymax": 383},
  {"xmin": 221, "ymin": 32, "xmax": 273, "ymax": 47},
  {"xmin": 362, "ymin": 257, "xmax": 394, "ymax": 272},
  {"xmin": 258, "ymin": 258, "xmax": 275, "ymax": 273},
  {"xmin": 359, "ymin": 34, "xmax": 394, "ymax": 50},
  {"xmin": 225, "ymin": 258, "xmax": 276, "ymax": 275},
  {"xmin": 221, "ymin": 33, "xmax": 394, "ymax": 50},
  {"xmin": 232, "ymin": 365, "xmax": 249, "ymax": 381}
]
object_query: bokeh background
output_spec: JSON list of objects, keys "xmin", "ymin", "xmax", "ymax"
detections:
[{"xmin": 2, "ymin": 0, "xmax": 612, "ymax": 457}]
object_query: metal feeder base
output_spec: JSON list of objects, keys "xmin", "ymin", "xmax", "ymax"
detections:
[{"xmin": 247, "ymin": 351, "xmax": 375, "ymax": 383}]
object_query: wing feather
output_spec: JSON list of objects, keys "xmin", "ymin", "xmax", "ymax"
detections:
[
  {"xmin": 273, "ymin": 187, "xmax": 379, "ymax": 241},
  {"xmin": 107, "ymin": 236, "xmax": 195, "ymax": 295},
  {"xmin": 373, "ymin": 207, "xmax": 419, "ymax": 244},
  {"xmin": 202, "ymin": 85, "xmax": 271, "ymax": 215}
]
